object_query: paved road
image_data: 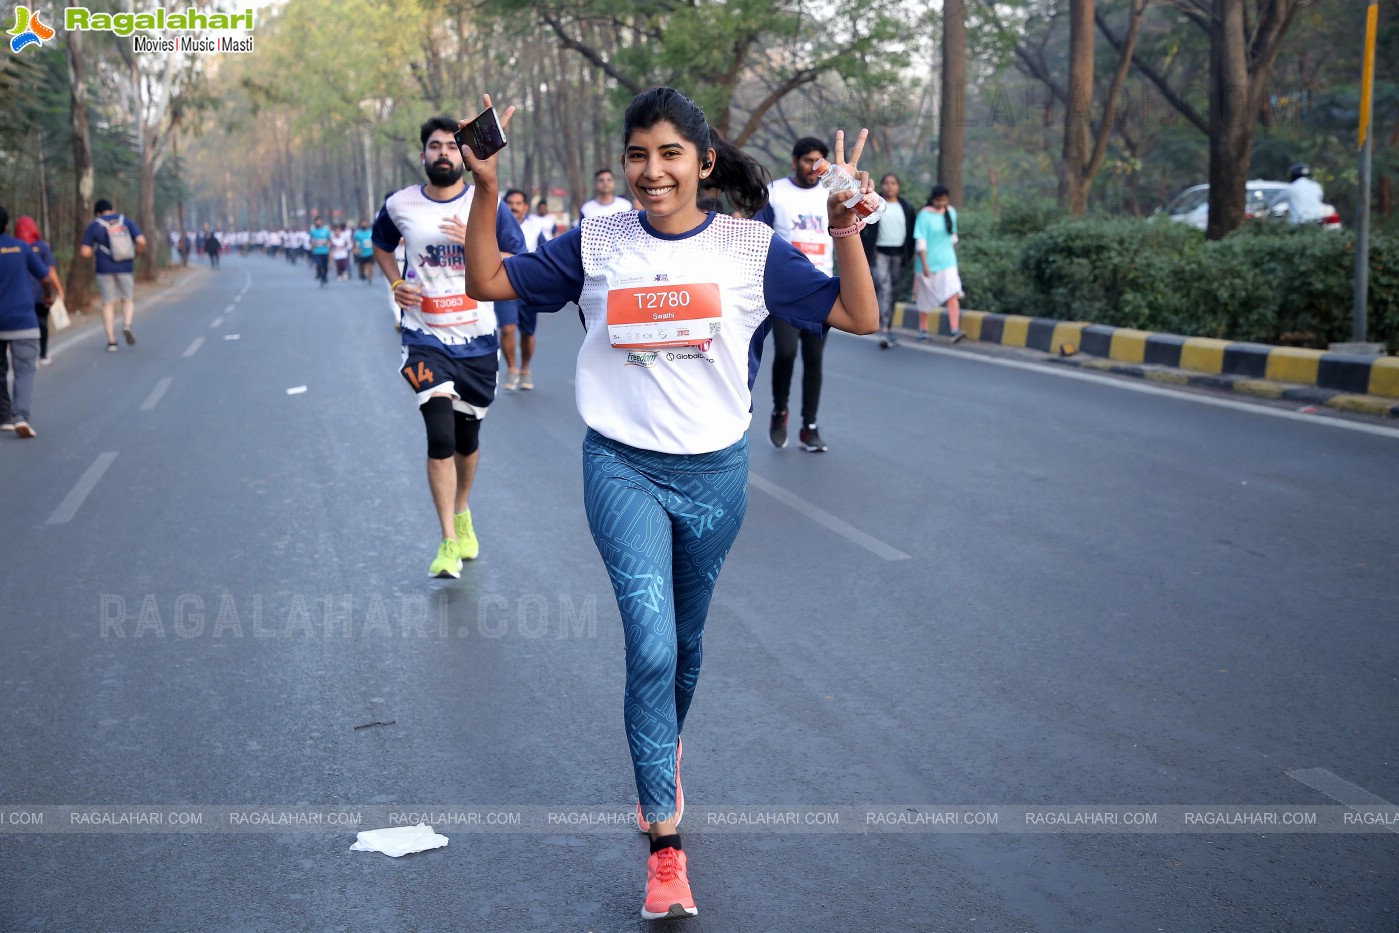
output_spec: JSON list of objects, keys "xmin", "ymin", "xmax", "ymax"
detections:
[{"xmin": 3, "ymin": 256, "xmax": 1397, "ymax": 932}]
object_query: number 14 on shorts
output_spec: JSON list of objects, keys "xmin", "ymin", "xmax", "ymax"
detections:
[{"xmin": 403, "ymin": 360, "xmax": 437, "ymax": 390}]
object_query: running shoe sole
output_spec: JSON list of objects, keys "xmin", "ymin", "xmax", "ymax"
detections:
[
  {"xmin": 15, "ymin": 422, "xmax": 35, "ymax": 438},
  {"xmin": 641, "ymin": 904, "xmax": 699, "ymax": 920}
]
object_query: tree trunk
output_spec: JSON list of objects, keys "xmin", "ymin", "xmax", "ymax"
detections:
[
  {"xmin": 1206, "ymin": 0, "xmax": 1250, "ymax": 240},
  {"xmin": 173, "ymin": 131, "xmax": 187, "ymax": 254},
  {"xmin": 138, "ymin": 149, "xmax": 159, "ymax": 281},
  {"xmin": 1061, "ymin": 0, "xmax": 1095, "ymax": 216},
  {"xmin": 66, "ymin": 32, "xmax": 94, "ymax": 309},
  {"xmin": 362, "ymin": 126, "xmax": 375, "ymax": 223},
  {"xmin": 37, "ymin": 130, "xmax": 51, "ymax": 240},
  {"xmin": 938, "ymin": 0, "xmax": 966, "ymax": 205}
]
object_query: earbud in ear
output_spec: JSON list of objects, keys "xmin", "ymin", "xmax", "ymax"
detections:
[{"xmin": 701, "ymin": 158, "xmax": 713, "ymax": 170}]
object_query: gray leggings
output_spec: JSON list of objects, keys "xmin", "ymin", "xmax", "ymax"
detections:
[
  {"xmin": 873, "ymin": 251, "xmax": 906, "ymax": 332},
  {"xmin": 0, "ymin": 337, "xmax": 40, "ymax": 423}
]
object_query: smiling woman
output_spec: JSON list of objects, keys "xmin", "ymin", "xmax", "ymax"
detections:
[{"xmin": 460, "ymin": 85, "xmax": 878, "ymax": 921}]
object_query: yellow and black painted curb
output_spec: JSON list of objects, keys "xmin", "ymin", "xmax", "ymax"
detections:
[{"xmin": 892, "ymin": 303, "xmax": 1399, "ymax": 417}]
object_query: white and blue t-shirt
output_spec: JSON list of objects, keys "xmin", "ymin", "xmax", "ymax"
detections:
[
  {"xmin": 503, "ymin": 211, "xmax": 840, "ymax": 454},
  {"xmin": 373, "ymin": 184, "xmax": 525, "ymax": 359},
  {"xmin": 757, "ymin": 177, "xmax": 833, "ymax": 277}
]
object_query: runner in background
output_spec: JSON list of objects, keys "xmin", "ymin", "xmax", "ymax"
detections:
[
  {"xmin": 371, "ymin": 116, "xmax": 525, "ymax": 578},
  {"xmin": 353, "ymin": 219, "xmax": 375, "ymax": 284},
  {"xmin": 577, "ymin": 167, "xmax": 633, "ymax": 222},
  {"xmin": 309, "ymin": 217, "xmax": 331, "ymax": 286},
  {"xmin": 758, "ymin": 137, "xmax": 833, "ymax": 452}
]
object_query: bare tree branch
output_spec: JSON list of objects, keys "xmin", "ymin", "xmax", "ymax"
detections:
[
  {"xmin": 539, "ymin": 11, "xmax": 643, "ymax": 96},
  {"xmin": 1096, "ymin": 8, "xmax": 1208, "ymax": 133},
  {"xmin": 732, "ymin": 67, "xmax": 822, "ymax": 146},
  {"xmin": 1085, "ymin": 0, "xmax": 1148, "ymax": 181}
]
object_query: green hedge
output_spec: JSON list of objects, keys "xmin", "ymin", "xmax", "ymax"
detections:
[{"xmin": 956, "ymin": 217, "xmax": 1398, "ymax": 351}]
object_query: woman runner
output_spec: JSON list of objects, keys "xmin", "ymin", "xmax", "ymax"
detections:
[{"xmin": 461, "ymin": 87, "xmax": 878, "ymax": 920}]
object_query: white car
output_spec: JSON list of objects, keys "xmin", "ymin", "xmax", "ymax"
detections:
[{"xmin": 1157, "ymin": 180, "xmax": 1342, "ymax": 231}]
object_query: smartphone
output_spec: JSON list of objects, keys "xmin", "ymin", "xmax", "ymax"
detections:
[{"xmin": 455, "ymin": 106, "xmax": 508, "ymax": 161}]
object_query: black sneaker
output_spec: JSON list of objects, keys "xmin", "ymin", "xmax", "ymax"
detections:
[
  {"xmin": 769, "ymin": 409, "xmax": 789, "ymax": 449},
  {"xmin": 798, "ymin": 424, "xmax": 827, "ymax": 452},
  {"xmin": 950, "ymin": 329, "xmax": 966, "ymax": 343}
]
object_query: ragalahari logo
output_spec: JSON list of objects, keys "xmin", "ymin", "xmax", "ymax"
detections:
[{"xmin": 8, "ymin": 5, "xmax": 55, "ymax": 53}]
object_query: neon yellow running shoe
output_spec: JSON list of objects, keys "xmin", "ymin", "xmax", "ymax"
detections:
[
  {"xmin": 429, "ymin": 538, "xmax": 462, "ymax": 578},
  {"xmin": 454, "ymin": 509, "xmax": 479, "ymax": 560}
]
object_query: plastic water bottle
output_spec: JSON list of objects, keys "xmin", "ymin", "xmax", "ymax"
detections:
[{"xmin": 813, "ymin": 158, "xmax": 886, "ymax": 223}]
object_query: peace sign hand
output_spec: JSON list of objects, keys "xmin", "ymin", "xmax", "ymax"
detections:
[{"xmin": 827, "ymin": 128, "xmax": 874, "ymax": 229}]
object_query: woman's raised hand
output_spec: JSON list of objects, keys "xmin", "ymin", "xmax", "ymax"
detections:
[
  {"xmin": 827, "ymin": 128, "xmax": 874, "ymax": 228},
  {"xmin": 457, "ymin": 93, "xmax": 517, "ymax": 186}
]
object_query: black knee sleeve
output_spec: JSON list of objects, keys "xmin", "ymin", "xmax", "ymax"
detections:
[
  {"xmin": 454, "ymin": 410, "xmax": 481, "ymax": 457},
  {"xmin": 420, "ymin": 396, "xmax": 455, "ymax": 459}
]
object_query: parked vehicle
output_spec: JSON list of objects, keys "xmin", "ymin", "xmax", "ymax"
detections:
[{"xmin": 1155, "ymin": 180, "xmax": 1342, "ymax": 231}]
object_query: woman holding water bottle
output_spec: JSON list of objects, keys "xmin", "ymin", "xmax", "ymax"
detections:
[{"xmin": 461, "ymin": 86, "xmax": 877, "ymax": 920}]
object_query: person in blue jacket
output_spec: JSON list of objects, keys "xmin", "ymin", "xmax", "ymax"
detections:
[{"xmin": 0, "ymin": 205, "xmax": 54, "ymax": 438}]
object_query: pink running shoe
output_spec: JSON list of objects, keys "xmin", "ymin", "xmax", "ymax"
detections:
[{"xmin": 641, "ymin": 846, "xmax": 698, "ymax": 920}]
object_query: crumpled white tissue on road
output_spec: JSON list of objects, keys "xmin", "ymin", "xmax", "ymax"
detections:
[{"xmin": 349, "ymin": 823, "xmax": 449, "ymax": 857}]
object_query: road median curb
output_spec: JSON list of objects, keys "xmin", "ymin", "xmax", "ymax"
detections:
[{"xmin": 891, "ymin": 302, "xmax": 1399, "ymax": 416}]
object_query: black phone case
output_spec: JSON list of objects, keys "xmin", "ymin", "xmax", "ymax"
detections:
[{"xmin": 455, "ymin": 109, "xmax": 507, "ymax": 161}]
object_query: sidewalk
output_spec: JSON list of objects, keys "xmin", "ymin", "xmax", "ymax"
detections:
[{"xmin": 891, "ymin": 303, "xmax": 1399, "ymax": 418}]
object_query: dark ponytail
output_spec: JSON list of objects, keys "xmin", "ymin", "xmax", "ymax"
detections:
[
  {"xmin": 927, "ymin": 184, "xmax": 953, "ymax": 235},
  {"xmin": 707, "ymin": 132, "xmax": 771, "ymax": 217},
  {"xmin": 623, "ymin": 87, "xmax": 771, "ymax": 218}
]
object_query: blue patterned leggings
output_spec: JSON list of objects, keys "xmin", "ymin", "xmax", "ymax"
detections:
[{"xmin": 582, "ymin": 429, "xmax": 749, "ymax": 821}]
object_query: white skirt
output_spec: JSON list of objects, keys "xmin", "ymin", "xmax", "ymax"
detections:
[{"xmin": 914, "ymin": 266, "xmax": 963, "ymax": 311}]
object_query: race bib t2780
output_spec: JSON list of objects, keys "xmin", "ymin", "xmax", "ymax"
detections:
[{"xmin": 605, "ymin": 282, "xmax": 723, "ymax": 349}]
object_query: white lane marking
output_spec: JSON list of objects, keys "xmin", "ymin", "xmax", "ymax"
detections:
[
  {"xmin": 224, "ymin": 303, "xmax": 236, "ymax": 313},
  {"xmin": 210, "ymin": 316, "xmax": 223, "ymax": 328},
  {"xmin": 139, "ymin": 377, "xmax": 173, "ymax": 411},
  {"xmin": 871, "ymin": 335, "xmax": 1399, "ymax": 440},
  {"xmin": 182, "ymin": 337, "xmax": 204, "ymax": 357},
  {"xmin": 46, "ymin": 452, "xmax": 118, "ymax": 525},
  {"xmin": 1288, "ymin": 768, "xmax": 1399, "ymax": 832},
  {"xmin": 223, "ymin": 334, "xmax": 240, "ymax": 341},
  {"xmin": 747, "ymin": 471, "xmax": 910, "ymax": 561}
]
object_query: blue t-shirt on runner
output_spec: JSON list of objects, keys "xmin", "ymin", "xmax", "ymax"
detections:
[
  {"xmin": 28, "ymin": 239, "xmax": 56, "ymax": 303},
  {"xmin": 504, "ymin": 212, "xmax": 838, "ymax": 392},
  {"xmin": 0, "ymin": 235, "xmax": 49, "ymax": 332},
  {"xmin": 352, "ymin": 228, "xmax": 374, "ymax": 258},
  {"xmin": 81, "ymin": 212, "xmax": 142, "ymax": 275},
  {"xmin": 309, "ymin": 225, "xmax": 331, "ymax": 256}
]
